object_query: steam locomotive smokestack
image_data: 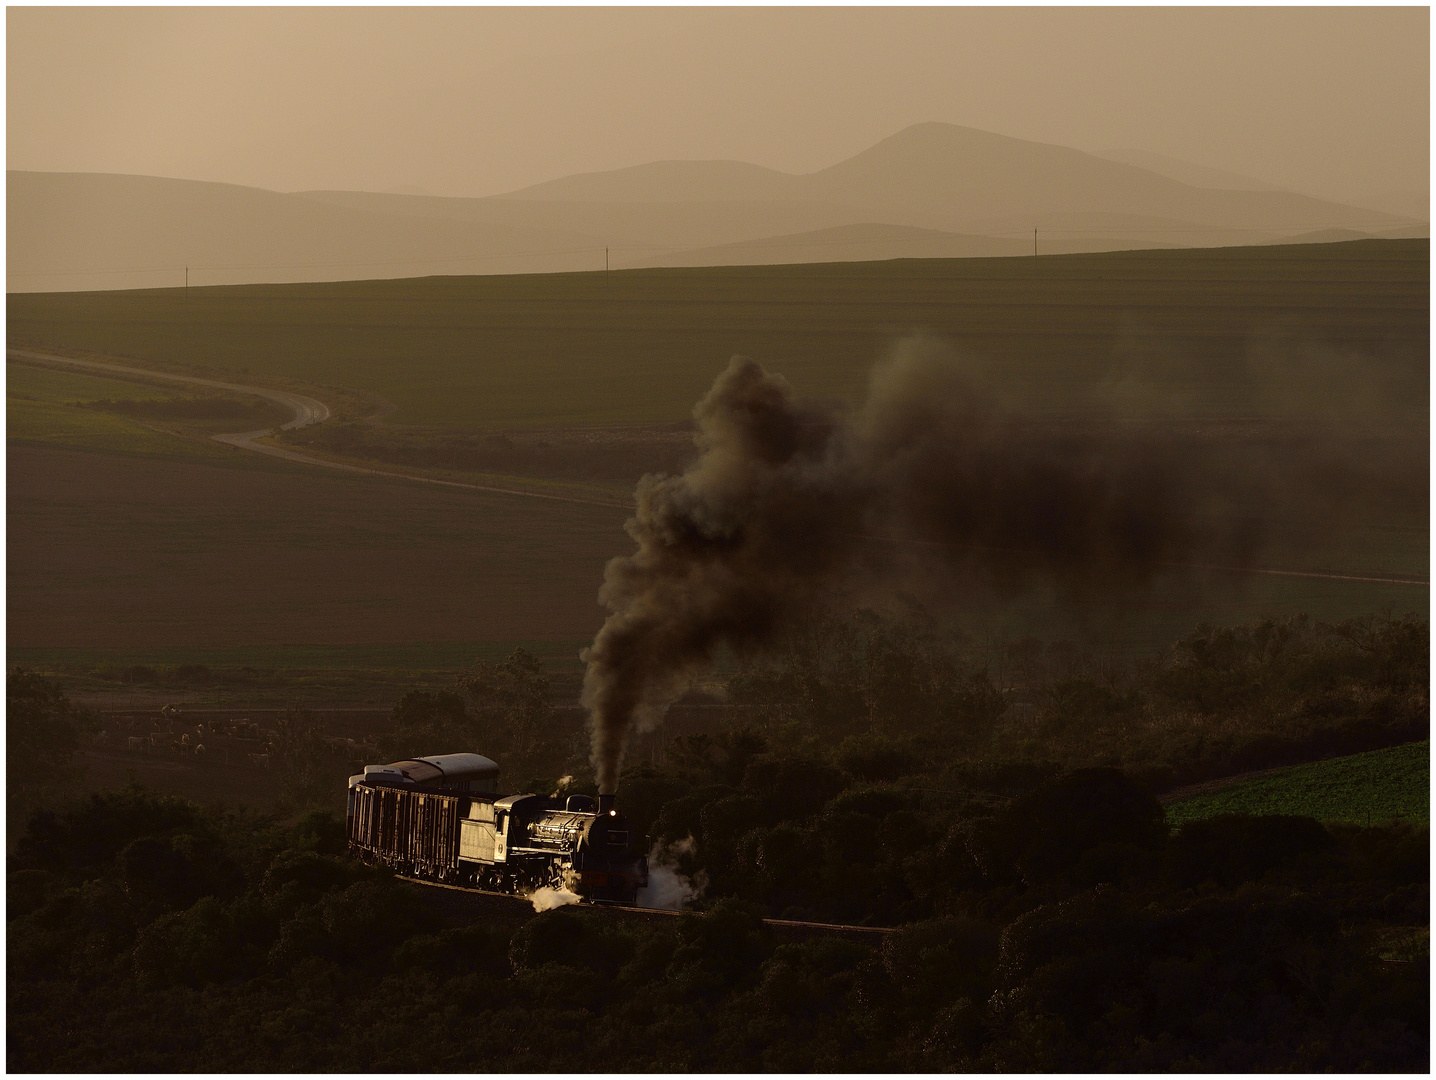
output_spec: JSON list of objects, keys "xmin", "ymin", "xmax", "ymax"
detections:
[
  {"xmin": 582, "ymin": 337, "xmax": 1271, "ymax": 792},
  {"xmin": 597, "ymin": 793, "xmax": 616, "ymax": 815}
]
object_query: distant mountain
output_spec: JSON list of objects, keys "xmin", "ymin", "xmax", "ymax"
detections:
[
  {"xmin": 795, "ymin": 124, "xmax": 1407, "ymax": 234},
  {"xmin": 1344, "ymin": 189, "xmax": 1430, "ymax": 222},
  {"xmin": 370, "ymin": 122, "xmax": 1414, "ymax": 245},
  {"xmin": 1093, "ymin": 148, "xmax": 1284, "ymax": 192},
  {"xmin": 494, "ymin": 159, "xmax": 802, "ymax": 203},
  {"xmin": 647, "ymin": 223, "xmax": 1029, "ymax": 268},
  {"xmin": 9, "ymin": 123, "xmax": 1420, "ymax": 292},
  {"xmin": 1271, "ymin": 228, "xmax": 1377, "ymax": 246},
  {"xmin": 302, "ymin": 125, "xmax": 1411, "ymax": 258},
  {"xmin": 296, "ymin": 188, "xmax": 862, "ymax": 254},
  {"xmin": 7, "ymin": 171, "xmax": 607, "ymax": 292}
]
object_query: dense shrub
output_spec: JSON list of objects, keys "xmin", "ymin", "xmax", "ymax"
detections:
[
  {"xmin": 5, "ymin": 612, "xmax": 1428, "ymax": 1072},
  {"xmin": 1168, "ymin": 814, "xmax": 1336, "ymax": 887},
  {"xmin": 993, "ymin": 768, "xmax": 1168, "ymax": 885},
  {"xmin": 6, "ymin": 781, "xmax": 1428, "ymax": 1073}
]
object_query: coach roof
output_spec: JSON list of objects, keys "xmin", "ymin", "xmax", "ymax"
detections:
[{"xmin": 387, "ymin": 753, "xmax": 501, "ymax": 786}]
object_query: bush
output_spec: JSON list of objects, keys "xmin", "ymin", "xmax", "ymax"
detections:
[
  {"xmin": 268, "ymin": 878, "xmax": 437, "ymax": 971},
  {"xmin": 742, "ymin": 756, "xmax": 848, "ymax": 824},
  {"xmin": 8, "ymin": 669, "xmax": 83, "ymax": 772},
  {"xmin": 1168, "ymin": 814, "xmax": 1335, "ymax": 887},
  {"xmin": 118, "ymin": 834, "xmax": 238, "ymax": 909},
  {"xmin": 613, "ymin": 772, "xmax": 692, "ymax": 842},
  {"xmin": 993, "ymin": 768, "xmax": 1167, "ymax": 885},
  {"xmin": 15, "ymin": 788, "xmax": 204, "ymax": 874},
  {"xmin": 132, "ymin": 893, "xmax": 276, "ymax": 987},
  {"xmin": 835, "ymin": 733, "xmax": 913, "ymax": 783},
  {"xmin": 882, "ymin": 915, "xmax": 1000, "ymax": 1005},
  {"xmin": 393, "ymin": 924, "xmax": 512, "ymax": 979},
  {"xmin": 508, "ymin": 908, "xmax": 628, "ymax": 978},
  {"xmin": 671, "ymin": 898, "xmax": 772, "ymax": 986}
]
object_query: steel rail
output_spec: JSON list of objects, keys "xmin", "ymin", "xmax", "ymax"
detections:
[{"xmin": 397, "ymin": 874, "xmax": 895, "ymax": 935}]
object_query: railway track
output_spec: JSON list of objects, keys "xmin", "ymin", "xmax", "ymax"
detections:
[{"xmin": 398, "ymin": 874, "xmax": 895, "ymax": 938}]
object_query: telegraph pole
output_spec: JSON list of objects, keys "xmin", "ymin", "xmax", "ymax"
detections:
[
  {"xmin": 605, "ymin": 246, "xmax": 609, "ymax": 274},
  {"xmin": 1033, "ymin": 228, "xmax": 1038, "ymax": 259},
  {"xmin": 185, "ymin": 265, "xmax": 189, "ymax": 290}
]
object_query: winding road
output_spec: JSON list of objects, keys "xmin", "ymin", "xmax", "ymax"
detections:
[
  {"xmin": 9, "ymin": 347, "xmax": 330, "ymax": 433},
  {"xmin": 8, "ymin": 347, "xmax": 1429, "ymax": 585},
  {"xmin": 8, "ymin": 347, "xmax": 629, "ymax": 509}
]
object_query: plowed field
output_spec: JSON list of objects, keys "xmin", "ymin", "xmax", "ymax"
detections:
[{"xmin": 7, "ymin": 443, "xmax": 627, "ymax": 649}]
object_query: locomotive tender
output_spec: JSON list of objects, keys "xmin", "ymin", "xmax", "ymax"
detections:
[{"xmin": 346, "ymin": 752, "xmax": 648, "ymax": 904}]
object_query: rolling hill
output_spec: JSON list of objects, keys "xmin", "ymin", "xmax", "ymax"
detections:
[
  {"xmin": 10, "ymin": 123, "xmax": 1422, "ymax": 292},
  {"xmin": 6, "ymin": 170, "xmax": 611, "ymax": 292},
  {"xmin": 649, "ymin": 222, "xmax": 1030, "ymax": 267}
]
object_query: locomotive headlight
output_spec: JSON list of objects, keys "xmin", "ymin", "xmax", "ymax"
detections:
[{"xmin": 609, "ymin": 810, "xmax": 617, "ymax": 817}]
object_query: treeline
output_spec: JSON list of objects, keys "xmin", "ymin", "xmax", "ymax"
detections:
[
  {"xmin": 7, "ymin": 613, "xmax": 1427, "ymax": 1068},
  {"xmin": 8, "ymin": 779, "xmax": 1427, "ymax": 1070},
  {"xmin": 92, "ymin": 662, "xmax": 219, "ymax": 684},
  {"xmin": 7, "ymin": 669, "xmax": 101, "ymax": 834},
  {"xmin": 389, "ymin": 610, "xmax": 1427, "ymax": 803},
  {"xmin": 721, "ymin": 610, "xmax": 1429, "ymax": 788},
  {"xmin": 370, "ymin": 613, "xmax": 1426, "ymax": 927}
]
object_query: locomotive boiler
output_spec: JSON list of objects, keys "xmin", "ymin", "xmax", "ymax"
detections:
[{"xmin": 346, "ymin": 752, "xmax": 648, "ymax": 904}]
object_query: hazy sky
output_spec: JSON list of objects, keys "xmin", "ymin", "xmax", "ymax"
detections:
[{"xmin": 7, "ymin": 7, "xmax": 1429, "ymax": 204}]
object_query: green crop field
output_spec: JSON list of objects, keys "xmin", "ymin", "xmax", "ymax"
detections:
[
  {"xmin": 7, "ymin": 442, "xmax": 629, "ymax": 651},
  {"xmin": 7, "ymin": 242, "xmax": 1426, "ymax": 671},
  {"xmin": 1167, "ymin": 741, "xmax": 1430, "ymax": 828},
  {"xmin": 4, "ymin": 640, "xmax": 592, "ymax": 673},
  {"xmin": 8, "ymin": 361, "xmax": 188, "ymax": 403},
  {"xmin": 9, "ymin": 240, "xmax": 1428, "ymax": 429},
  {"xmin": 7, "ymin": 359, "xmax": 290, "ymax": 462}
]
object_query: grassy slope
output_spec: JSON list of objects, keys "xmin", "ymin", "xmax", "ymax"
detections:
[
  {"xmin": 6, "ymin": 397, "xmax": 222, "ymax": 459},
  {"xmin": 7, "ymin": 360, "xmax": 288, "ymax": 462},
  {"xmin": 9, "ymin": 362, "xmax": 189, "ymax": 402},
  {"xmin": 7, "ymin": 443, "xmax": 627, "ymax": 651},
  {"xmin": 6, "ymin": 242, "xmax": 1427, "ymax": 660},
  {"xmin": 9, "ymin": 240, "xmax": 1428, "ymax": 428},
  {"xmin": 1167, "ymin": 741, "xmax": 1430, "ymax": 827}
]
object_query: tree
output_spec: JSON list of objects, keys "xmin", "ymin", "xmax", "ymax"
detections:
[
  {"xmin": 8, "ymin": 668, "xmax": 84, "ymax": 772},
  {"xmin": 457, "ymin": 648, "xmax": 554, "ymax": 767},
  {"xmin": 8, "ymin": 669, "xmax": 89, "ymax": 831},
  {"xmin": 728, "ymin": 610, "xmax": 1005, "ymax": 749},
  {"xmin": 269, "ymin": 708, "xmax": 332, "ymax": 809},
  {"xmin": 375, "ymin": 689, "xmax": 473, "ymax": 761}
]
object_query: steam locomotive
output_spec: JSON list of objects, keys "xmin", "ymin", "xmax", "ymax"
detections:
[{"xmin": 346, "ymin": 753, "xmax": 648, "ymax": 904}]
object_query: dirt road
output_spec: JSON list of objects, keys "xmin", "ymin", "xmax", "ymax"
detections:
[
  {"xmin": 10, "ymin": 348, "xmax": 1426, "ymax": 583},
  {"xmin": 8, "ymin": 347, "xmax": 629, "ymax": 509},
  {"xmin": 9, "ymin": 347, "xmax": 331, "ymax": 430}
]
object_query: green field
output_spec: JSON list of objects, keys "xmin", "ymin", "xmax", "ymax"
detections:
[
  {"xmin": 9, "ymin": 240, "xmax": 1427, "ymax": 429},
  {"xmin": 8, "ymin": 362, "xmax": 190, "ymax": 402},
  {"xmin": 7, "ymin": 242, "xmax": 1427, "ymax": 670},
  {"xmin": 1167, "ymin": 741, "xmax": 1430, "ymax": 828},
  {"xmin": 7, "ymin": 397, "xmax": 222, "ymax": 459},
  {"xmin": 7, "ymin": 359, "xmax": 290, "ymax": 462}
]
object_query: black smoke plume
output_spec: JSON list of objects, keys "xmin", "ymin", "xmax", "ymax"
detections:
[{"xmin": 582, "ymin": 339, "xmax": 1260, "ymax": 793}]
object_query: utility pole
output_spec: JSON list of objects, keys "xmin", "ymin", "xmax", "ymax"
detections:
[
  {"xmin": 605, "ymin": 246, "xmax": 609, "ymax": 274},
  {"xmin": 1033, "ymin": 228, "xmax": 1038, "ymax": 259},
  {"xmin": 185, "ymin": 265, "xmax": 189, "ymax": 290}
]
